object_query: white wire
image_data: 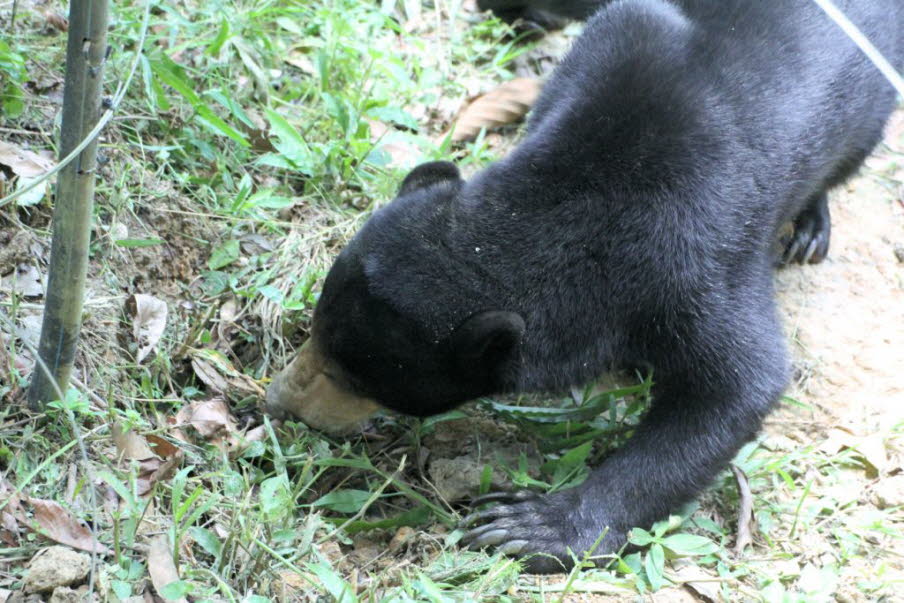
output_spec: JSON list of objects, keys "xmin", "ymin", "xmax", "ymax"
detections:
[{"xmin": 811, "ymin": 0, "xmax": 904, "ymax": 97}]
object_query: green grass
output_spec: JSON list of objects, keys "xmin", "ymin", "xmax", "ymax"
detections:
[{"xmin": 1, "ymin": 1, "xmax": 902, "ymax": 601}]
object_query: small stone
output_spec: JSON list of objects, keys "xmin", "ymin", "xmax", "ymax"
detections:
[{"xmin": 23, "ymin": 546, "xmax": 90, "ymax": 594}]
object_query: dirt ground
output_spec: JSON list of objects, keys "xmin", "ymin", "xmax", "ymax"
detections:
[{"xmin": 776, "ymin": 109, "xmax": 903, "ymax": 430}]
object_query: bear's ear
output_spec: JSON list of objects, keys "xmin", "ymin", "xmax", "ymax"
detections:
[
  {"xmin": 399, "ymin": 161, "xmax": 462, "ymax": 196},
  {"xmin": 449, "ymin": 310, "xmax": 525, "ymax": 370}
]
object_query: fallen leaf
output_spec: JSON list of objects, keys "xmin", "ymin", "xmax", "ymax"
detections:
[
  {"xmin": 243, "ymin": 424, "xmax": 268, "ymax": 443},
  {"xmin": 731, "ymin": 464, "xmax": 755, "ymax": 555},
  {"xmin": 43, "ymin": 11, "xmax": 68, "ymax": 32},
  {"xmin": 190, "ymin": 349, "xmax": 265, "ymax": 398},
  {"xmin": 239, "ymin": 234, "xmax": 273, "ymax": 255},
  {"xmin": 0, "ymin": 141, "xmax": 55, "ymax": 178},
  {"xmin": 139, "ymin": 451, "xmax": 184, "ymax": 496},
  {"xmin": 283, "ymin": 51, "xmax": 315, "ymax": 76},
  {"xmin": 148, "ymin": 535, "xmax": 187, "ymax": 603},
  {"xmin": 191, "ymin": 357, "xmax": 230, "ymax": 393},
  {"xmin": 112, "ymin": 422, "xmax": 156, "ymax": 461},
  {"xmin": 0, "ymin": 142, "xmax": 55, "ymax": 206},
  {"xmin": 126, "ymin": 294, "xmax": 168, "ymax": 364},
  {"xmin": 0, "ymin": 264, "xmax": 44, "ymax": 297},
  {"xmin": 215, "ymin": 297, "xmax": 239, "ymax": 345},
  {"xmin": 672, "ymin": 559, "xmax": 725, "ymax": 602},
  {"xmin": 0, "ymin": 479, "xmax": 23, "ymax": 547},
  {"xmin": 449, "ymin": 78, "xmax": 542, "ymax": 142},
  {"xmin": 819, "ymin": 427, "xmax": 889, "ymax": 477},
  {"xmin": 28, "ymin": 498, "xmax": 110, "ymax": 554},
  {"xmin": 145, "ymin": 434, "xmax": 181, "ymax": 459},
  {"xmin": 186, "ymin": 398, "xmax": 238, "ymax": 438}
]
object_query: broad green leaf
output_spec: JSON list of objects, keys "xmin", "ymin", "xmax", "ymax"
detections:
[
  {"xmin": 308, "ymin": 562, "xmax": 358, "ymax": 602},
  {"xmin": 257, "ymin": 285, "xmax": 284, "ymax": 303},
  {"xmin": 644, "ymin": 543, "xmax": 665, "ymax": 591},
  {"xmin": 661, "ymin": 533, "xmax": 719, "ymax": 556},
  {"xmin": 263, "ymin": 109, "xmax": 315, "ymax": 174},
  {"xmin": 111, "ymin": 580, "xmax": 132, "ymax": 599},
  {"xmin": 259, "ymin": 475, "xmax": 291, "ymax": 520},
  {"xmin": 188, "ymin": 526, "xmax": 221, "ymax": 558},
  {"xmin": 206, "ymin": 18, "xmax": 231, "ymax": 55},
  {"xmin": 208, "ymin": 239, "xmax": 240, "ymax": 270},
  {"xmin": 160, "ymin": 580, "xmax": 192, "ymax": 600},
  {"xmin": 367, "ymin": 106, "xmax": 419, "ymax": 131},
  {"xmin": 627, "ymin": 528, "xmax": 654, "ymax": 547},
  {"xmin": 312, "ymin": 489, "xmax": 372, "ymax": 514}
]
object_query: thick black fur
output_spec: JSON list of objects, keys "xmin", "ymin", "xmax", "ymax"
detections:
[{"xmin": 314, "ymin": 0, "xmax": 903, "ymax": 573}]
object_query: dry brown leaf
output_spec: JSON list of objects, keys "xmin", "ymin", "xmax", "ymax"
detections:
[
  {"xmin": 0, "ymin": 264, "xmax": 44, "ymax": 298},
  {"xmin": 138, "ymin": 451, "xmax": 184, "ymax": 496},
  {"xmin": 672, "ymin": 559, "xmax": 725, "ymax": 602},
  {"xmin": 215, "ymin": 297, "xmax": 239, "ymax": 345},
  {"xmin": 126, "ymin": 294, "xmax": 168, "ymax": 364},
  {"xmin": 190, "ymin": 350, "xmax": 265, "ymax": 398},
  {"xmin": 187, "ymin": 398, "xmax": 237, "ymax": 438},
  {"xmin": 0, "ymin": 480, "xmax": 23, "ymax": 546},
  {"xmin": 43, "ymin": 11, "xmax": 69, "ymax": 31},
  {"xmin": 172, "ymin": 399, "xmax": 262, "ymax": 457},
  {"xmin": 450, "ymin": 78, "xmax": 542, "ymax": 142},
  {"xmin": 148, "ymin": 535, "xmax": 187, "ymax": 603},
  {"xmin": 243, "ymin": 424, "xmax": 268, "ymax": 443},
  {"xmin": 283, "ymin": 51, "xmax": 315, "ymax": 75},
  {"xmin": 112, "ymin": 422, "xmax": 156, "ymax": 461},
  {"xmin": 819, "ymin": 427, "xmax": 889, "ymax": 477},
  {"xmin": 28, "ymin": 498, "xmax": 109, "ymax": 554},
  {"xmin": 0, "ymin": 141, "xmax": 55, "ymax": 178},
  {"xmin": 731, "ymin": 464, "xmax": 755, "ymax": 555},
  {"xmin": 190, "ymin": 357, "xmax": 229, "ymax": 393},
  {"xmin": 145, "ymin": 434, "xmax": 180, "ymax": 459}
]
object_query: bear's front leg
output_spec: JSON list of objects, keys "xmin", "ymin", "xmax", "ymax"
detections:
[{"xmin": 462, "ymin": 319, "xmax": 788, "ymax": 573}]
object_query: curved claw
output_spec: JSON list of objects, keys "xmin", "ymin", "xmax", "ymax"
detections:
[
  {"xmin": 801, "ymin": 237, "xmax": 820, "ymax": 264},
  {"xmin": 498, "ymin": 539, "xmax": 530, "ymax": 555},
  {"xmin": 782, "ymin": 237, "xmax": 803, "ymax": 265},
  {"xmin": 466, "ymin": 528, "xmax": 511, "ymax": 549},
  {"xmin": 460, "ymin": 505, "xmax": 510, "ymax": 528},
  {"xmin": 470, "ymin": 490, "xmax": 534, "ymax": 508}
]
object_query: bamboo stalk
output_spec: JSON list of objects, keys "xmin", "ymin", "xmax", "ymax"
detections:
[{"xmin": 27, "ymin": 0, "xmax": 110, "ymax": 410}]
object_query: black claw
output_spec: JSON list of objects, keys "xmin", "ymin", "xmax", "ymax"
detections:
[
  {"xmin": 470, "ymin": 490, "xmax": 532, "ymax": 508},
  {"xmin": 461, "ymin": 506, "xmax": 507, "ymax": 528},
  {"xmin": 783, "ymin": 238, "xmax": 802, "ymax": 264},
  {"xmin": 782, "ymin": 194, "xmax": 831, "ymax": 265},
  {"xmin": 801, "ymin": 237, "xmax": 819, "ymax": 264},
  {"xmin": 498, "ymin": 539, "xmax": 530, "ymax": 555},
  {"xmin": 468, "ymin": 528, "xmax": 511, "ymax": 549},
  {"xmin": 461, "ymin": 515, "xmax": 517, "ymax": 544}
]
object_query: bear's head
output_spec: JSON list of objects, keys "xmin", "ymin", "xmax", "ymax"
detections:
[{"xmin": 266, "ymin": 162, "xmax": 525, "ymax": 433}]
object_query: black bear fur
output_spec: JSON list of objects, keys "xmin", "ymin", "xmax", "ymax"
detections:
[{"xmin": 312, "ymin": 0, "xmax": 903, "ymax": 572}]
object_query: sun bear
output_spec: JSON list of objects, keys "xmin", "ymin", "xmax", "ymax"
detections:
[{"xmin": 268, "ymin": 0, "xmax": 903, "ymax": 572}]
